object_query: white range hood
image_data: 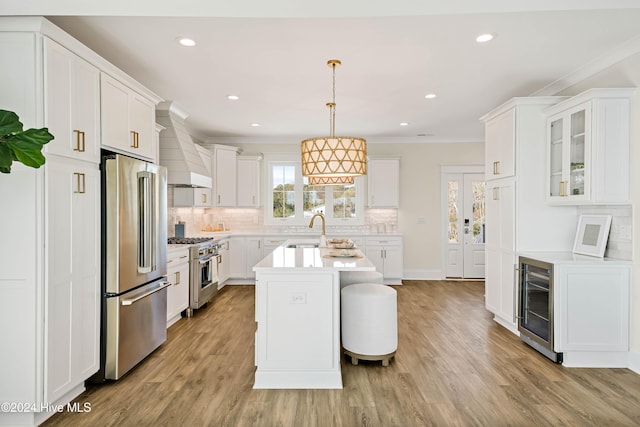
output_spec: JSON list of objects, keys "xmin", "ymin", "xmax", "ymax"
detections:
[{"xmin": 157, "ymin": 101, "xmax": 212, "ymax": 188}]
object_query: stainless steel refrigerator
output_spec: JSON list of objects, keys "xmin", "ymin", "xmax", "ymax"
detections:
[{"xmin": 97, "ymin": 152, "xmax": 169, "ymax": 380}]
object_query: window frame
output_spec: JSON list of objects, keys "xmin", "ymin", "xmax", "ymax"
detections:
[{"xmin": 264, "ymin": 153, "xmax": 364, "ymax": 226}]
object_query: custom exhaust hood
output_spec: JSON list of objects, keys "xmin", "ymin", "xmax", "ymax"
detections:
[{"xmin": 157, "ymin": 101, "xmax": 212, "ymax": 188}]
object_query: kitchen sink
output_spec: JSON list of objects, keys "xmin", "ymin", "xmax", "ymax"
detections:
[{"xmin": 286, "ymin": 243, "xmax": 319, "ymax": 248}]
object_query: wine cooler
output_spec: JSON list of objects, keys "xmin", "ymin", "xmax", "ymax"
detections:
[{"xmin": 518, "ymin": 256, "xmax": 562, "ymax": 363}]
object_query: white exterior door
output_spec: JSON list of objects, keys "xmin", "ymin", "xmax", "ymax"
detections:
[{"xmin": 445, "ymin": 172, "xmax": 486, "ymax": 278}]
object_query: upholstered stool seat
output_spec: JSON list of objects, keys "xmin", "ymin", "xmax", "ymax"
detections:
[
  {"xmin": 340, "ymin": 271, "xmax": 384, "ymax": 288},
  {"xmin": 341, "ymin": 283, "xmax": 397, "ymax": 366}
]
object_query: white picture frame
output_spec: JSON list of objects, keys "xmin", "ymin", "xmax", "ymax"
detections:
[{"xmin": 572, "ymin": 214, "xmax": 612, "ymax": 257}]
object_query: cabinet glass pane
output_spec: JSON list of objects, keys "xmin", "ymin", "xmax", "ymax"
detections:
[
  {"xmin": 447, "ymin": 181, "xmax": 459, "ymax": 243},
  {"xmin": 569, "ymin": 110, "xmax": 586, "ymax": 196},
  {"xmin": 549, "ymin": 118, "xmax": 563, "ymax": 197},
  {"xmin": 272, "ymin": 166, "xmax": 295, "ymax": 218}
]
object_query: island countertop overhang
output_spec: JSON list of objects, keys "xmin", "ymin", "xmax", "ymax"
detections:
[{"xmin": 252, "ymin": 238, "xmax": 377, "ymax": 272}]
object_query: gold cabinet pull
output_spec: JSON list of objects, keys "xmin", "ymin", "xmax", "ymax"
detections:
[
  {"xmin": 130, "ymin": 131, "xmax": 139, "ymax": 148},
  {"xmin": 493, "ymin": 161, "xmax": 500, "ymax": 175},
  {"xmin": 559, "ymin": 181, "xmax": 568, "ymax": 197},
  {"xmin": 217, "ymin": 195, "xmax": 221, "ymax": 204},
  {"xmin": 202, "ymin": 193, "xmax": 207, "ymax": 204},
  {"xmin": 492, "ymin": 187, "xmax": 499, "ymax": 201},
  {"xmin": 73, "ymin": 172, "xmax": 86, "ymax": 194},
  {"xmin": 73, "ymin": 130, "xmax": 85, "ymax": 152},
  {"xmin": 175, "ymin": 271, "xmax": 180, "ymax": 285}
]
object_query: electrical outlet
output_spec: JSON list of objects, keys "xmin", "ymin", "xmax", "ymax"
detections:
[
  {"xmin": 290, "ymin": 292, "xmax": 306, "ymax": 304},
  {"xmin": 417, "ymin": 217, "xmax": 426, "ymax": 224}
]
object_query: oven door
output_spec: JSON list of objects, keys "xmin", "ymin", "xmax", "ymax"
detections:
[{"xmin": 191, "ymin": 252, "xmax": 219, "ymax": 309}]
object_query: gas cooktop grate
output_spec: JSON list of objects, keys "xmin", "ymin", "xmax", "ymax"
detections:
[{"xmin": 167, "ymin": 237, "xmax": 214, "ymax": 245}]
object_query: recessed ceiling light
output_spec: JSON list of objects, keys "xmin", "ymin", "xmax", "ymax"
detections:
[
  {"xmin": 227, "ymin": 95, "xmax": 239, "ymax": 100},
  {"xmin": 250, "ymin": 123, "xmax": 260, "ymax": 127},
  {"xmin": 400, "ymin": 122, "xmax": 409, "ymax": 126},
  {"xmin": 177, "ymin": 37, "xmax": 196, "ymax": 47},
  {"xmin": 476, "ymin": 34, "xmax": 494, "ymax": 43},
  {"xmin": 425, "ymin": 93, "xmax": 437, "ymax": 99}
]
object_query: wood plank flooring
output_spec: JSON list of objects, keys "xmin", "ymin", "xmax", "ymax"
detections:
[{"xmin": 44, "ymin": 281, "xmax": 640, "ymax": 426}]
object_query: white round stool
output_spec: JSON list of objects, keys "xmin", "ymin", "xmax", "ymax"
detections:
[
  {"xmin": 341, "ymin": 283, "xmax": 397, "ymax": 366},
  {"xmin": 340, "ymin": 271, "xmax": 384, "ymax": 288}
]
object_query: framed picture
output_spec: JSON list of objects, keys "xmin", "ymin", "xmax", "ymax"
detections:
[{"xmin": 573, "ymin": 214, "xmax": 612, "ymax": 257}]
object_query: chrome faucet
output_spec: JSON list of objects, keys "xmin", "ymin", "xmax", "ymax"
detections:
[{"xmin": 309, "ymin": 212, "xmax": 327, "ymax": 247}]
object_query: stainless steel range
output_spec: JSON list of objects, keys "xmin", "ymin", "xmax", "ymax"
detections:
[{"xmin": 168, "ymin": 237, "xmax": 220, "ymax": 316}]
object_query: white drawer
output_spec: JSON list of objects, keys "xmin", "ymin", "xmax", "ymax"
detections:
[{"xmin": 365, "ymin": 236, "xmax": 402, "ymax": 246}]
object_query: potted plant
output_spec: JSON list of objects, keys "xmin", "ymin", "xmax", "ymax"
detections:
[{"xmin": 0, "ymin": 109, "xmax": 54, "ymax": 174}]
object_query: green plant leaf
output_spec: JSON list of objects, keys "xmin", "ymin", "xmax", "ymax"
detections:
[
  {"xmin": 5, "ymin": 128, "xmax": 53, "ymax": 168},
  {"xmin": 0, "ymin": 110, "xmax": 24, "ymax": 135},
  {"xmin": 0, "ymin": 142, "xmax": 13, "ymax": 173}
]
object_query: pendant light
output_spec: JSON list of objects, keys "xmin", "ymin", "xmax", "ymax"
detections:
[{"xmin": 301, "ymin": 59, "xmax": 366, "ymax": 184}]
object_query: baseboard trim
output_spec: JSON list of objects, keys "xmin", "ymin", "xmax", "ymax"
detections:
[
  {"xmin": 402, "ymin": 269, "xmax": 443, "ymax": 280},
  {"xmin": 629, "ymin": 349, "xmax": 640, "ymax": 374}
]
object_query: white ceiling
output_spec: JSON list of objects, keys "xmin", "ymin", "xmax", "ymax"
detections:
[{"xmin": 4, "ymin": 1, "xmax": 640, "ymax": 143}]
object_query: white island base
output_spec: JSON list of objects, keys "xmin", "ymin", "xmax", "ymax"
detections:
[{"xmin": 253, "ymin": 240, "xmax": 376, "ymax": 389}]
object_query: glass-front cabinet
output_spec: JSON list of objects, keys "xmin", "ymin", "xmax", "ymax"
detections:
[
  {"xmin": 545, "ymin": 88, "xmax": 633, "ymax": 205},
  {"xmin": 547, "ymin": 102, "xmax": 591, "ymax": 203}
]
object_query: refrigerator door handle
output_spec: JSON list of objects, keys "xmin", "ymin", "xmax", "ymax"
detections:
[
  {"xmin": 121, "ymin": 281, "xmax": 170, "ymax": 306},
  {"xmin": 138, "ymin": 171, "xmax": 156, "ymax": 273}
]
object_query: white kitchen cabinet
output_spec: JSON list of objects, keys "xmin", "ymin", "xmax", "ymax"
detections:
[
  {"xmin": 166, "ymin": 248, "xmax": 190, "ymax": 327},
  {"xmin": 484, "ymin": 181, "xmax": 516, "ymax": 327},
  {"xmin": 228, "ymin": 236, "xmax": 247, "ymax": 280},
  {"xmin": 44, "ymin": 38, "xmax": 100, "ymax": 163},
  {"xmin": 45, "ymin": 155, "xmax": 100, "ymax": 404},
  {"xmin": 556, "ymin": 264, "xmax": 630, "ymax": 366},
  {"xmin": 367, "ymin": 157, "xmax": 399, "ymax": 207},
  {"xmin": 481, "ymin": 97, "xmax": 577, "ymax": 334},
  {"xmin": 227, "ymin": 236, "xmax": 263, "ymax": 281},
  {"xmin": 545, "ymin": 88, "xmax": 633, "ymax": 205},
  {"xmin": 364, "ymin": 236, "xmax": 403, "ymax": 284},
  {"xmin": 246, "ymin": 237, "xmax": 264, "ymax": 279},
  {"xmin": 101, "ymin": 73, "xmax": 156, "ymax": 161},
  {"xmin": 173, "ymin": 145, "xmax": 213, "ymax": 207},
  {"xmin": 217, "ymin": 238, "xmax": 230, "ymax": 286},
  {"xmin": 237, "ymin": 155, "xmax": 262, "ymax": 207},
  {"xmin": 262, "ymin": 236, "xmax": 288, "ymax": 254},
  {"xmin": 210, "ymin": 144, "xmax": 240, "ymax": 207},
  {"xmin": 0, "ymin": 18, "xmax": 162, "ymax": 426},
  {"xmin": 484, "ymin": 108, "xmax": 515, "ymax": 180},
  {"xmin": 254, "ymin": 271, "xmax": 340, "ymax": 388}
]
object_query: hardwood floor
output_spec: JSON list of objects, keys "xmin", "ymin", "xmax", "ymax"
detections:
[{"xmin": 44, "ymin": 281, "xmax": 640, "ymax": 426}]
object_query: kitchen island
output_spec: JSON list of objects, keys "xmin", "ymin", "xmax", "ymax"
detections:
[{"xmin": 252, "ymin": 238, "xmax": 376, "ymax": 389}]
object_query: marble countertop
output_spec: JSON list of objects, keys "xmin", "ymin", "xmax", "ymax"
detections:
[
  {"xmin": 518, "ymin": 251, "xmax": 631, "ymax": 265},
  {"xmin": 253, "ymin": 238, "xmax": 377, "ymax": 272}
]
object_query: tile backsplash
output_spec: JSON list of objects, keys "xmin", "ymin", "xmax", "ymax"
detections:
[
  {"xmin": 167, "ymin": 205, "xmax": 398, "ymax": 237},
  {"xmin": 576, "ymin": 205, "xmax": 632, "ymax": 260}
]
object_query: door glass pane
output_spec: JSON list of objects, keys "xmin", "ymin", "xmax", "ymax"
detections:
[
  {"xmin": 471, "ymin": 181, "xmax": 485, "ymax": 243},
  {"xmin": 448, "ymin": 181, "xmax": 459, "ymax": 243},
  {"xmin": 549, "ymin": 118, "xmax": 563, "ymax": 197},
  {"xmin": 331, "ymin": 184, "xmax": 356, "ymax": 218},
  {"xmin": 272, "ymin": 165, "xmax": 295, "ymax": 218},
  {"xmin": 303, "ymin": 177, "xmax": 325, "ymax": 217},
  {"xmin": 569, "ymin": 110, "xmax": 586, "ymax": 196}
]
